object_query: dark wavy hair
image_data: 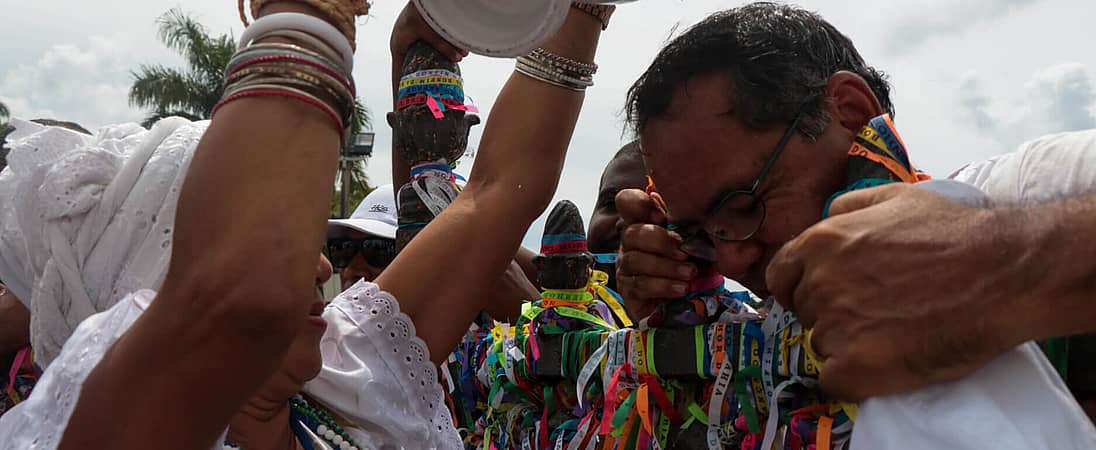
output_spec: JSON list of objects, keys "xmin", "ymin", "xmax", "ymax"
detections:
[{"xmin": 625, "ymin": 2, "xmax": 893, "ymax": 141}]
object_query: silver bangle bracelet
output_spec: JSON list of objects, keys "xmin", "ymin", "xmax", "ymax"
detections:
[
  {"xmin": 510, "ymin": 63, "xmax": 587, "ymax": 91},
  {"xmin": 529, "ymin": 48, "xmax": 597, "ymax": 77},
  {"xmin": 230, "ymin": 75, "xmax": 347, "ymax": 115},
  {"xmin": 516, "ymin": 56, "xmax": 593, "ymax": 90},
  {"xmin": 225, "ymin": 63, "xmax": 353, "ymax": 108},
  {"xmin": 224, "ymin": 63, "xmax": 355, "ymax": 125},
  {"xmin": 249, "ymin": 29, "xmax": 345, "ymax": 72},
  {"xmin": 237, "ymin": 12, "xmax": 354, "ymax": 72},
  {"xmin": 230, "ymin": 43, "xmax": 351, "ymax": 83}
]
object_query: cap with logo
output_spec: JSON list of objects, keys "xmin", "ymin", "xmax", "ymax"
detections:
[{"xmin": 328, "ymin": 184, "xmax": 397, "ymax": 240}]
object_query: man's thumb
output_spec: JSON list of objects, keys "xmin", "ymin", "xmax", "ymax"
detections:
[{"xmin": 616, "ymin": 188, "xmax": 662, "ymax": 226}]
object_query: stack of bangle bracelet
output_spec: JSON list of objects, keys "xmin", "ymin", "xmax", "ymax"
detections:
[
  {"xmin": 213, "ymin": 12, "xmax": 357, "ymax": 143},
  {"xmin": 515, "ymin": 47, "xmax": 598, "ymax": 91}
]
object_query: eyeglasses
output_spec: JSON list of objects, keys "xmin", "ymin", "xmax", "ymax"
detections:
[
  {"xmin": 671, "ymin": 114, "xmax": 802, "ymax": 261},
  {"xmin": 325, "ymin": 238, "xmax": 396, "ymax": 269}
]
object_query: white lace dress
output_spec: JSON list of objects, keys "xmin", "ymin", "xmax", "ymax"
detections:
[{"xmin": 0, "ymin": 280, "xmax": 462, "ymax": 450}]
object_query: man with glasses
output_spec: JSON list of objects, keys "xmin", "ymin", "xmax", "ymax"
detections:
[
  {"xmin": 614, "ymin": 1, "xmax": 1096, "ymax": 415},
  {"xmin": 327, "ymin": 184, "xmax": 399, "ymax": 291},
  {"xmin": 614, "ymin": 3, "xmax": 876, "ymax": 319}
]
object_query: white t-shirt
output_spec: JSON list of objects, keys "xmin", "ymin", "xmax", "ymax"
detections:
[{"xmin": 949, "ymin": 129, "xmax": 1096, "ymax": 205}]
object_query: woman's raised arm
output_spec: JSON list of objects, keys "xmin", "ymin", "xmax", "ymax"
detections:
[
  {"xmin": 377, "ymin": 5, "xmax": 610, "ymax": 364},
  {"xmin": 57, "ymin": 2, "xmax": 363, "ymax": 448}
]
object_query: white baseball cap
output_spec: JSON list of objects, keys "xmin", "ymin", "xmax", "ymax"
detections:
[{"xmin": 328, "ymin": 184, "xmax": 397, "ymax": 240}]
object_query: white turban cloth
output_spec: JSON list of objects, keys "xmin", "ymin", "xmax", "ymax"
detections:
[{"xmin": 0, "ymin": 117, "xmax": 207, "ymax": 367}]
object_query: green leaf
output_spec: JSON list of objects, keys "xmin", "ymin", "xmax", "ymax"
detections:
[{"xmin": 131, "ymin": 9, "xmax": 234, "ymax": 124}]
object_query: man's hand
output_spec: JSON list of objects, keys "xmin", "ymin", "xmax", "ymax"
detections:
[
  {"xmin": 766, "ymin": 183, "xmax": 1028, "ymax": 401},
  {"xmin": 390, "ymin": 2, "xmax": 468, "ymax": 65},
  {"xmin": 615, "ymin": 189, "xmax": 696, "ymax": 320}
]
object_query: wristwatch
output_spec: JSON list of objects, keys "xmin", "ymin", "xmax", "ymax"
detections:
[{"xmin": 570, "ymin": 3, "xmax": 616, "ymax": 30}]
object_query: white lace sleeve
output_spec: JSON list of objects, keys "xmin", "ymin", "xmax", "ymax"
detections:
[{"xmin": 304, "ymin": 281, "xmax": 462, "ymax": 450}]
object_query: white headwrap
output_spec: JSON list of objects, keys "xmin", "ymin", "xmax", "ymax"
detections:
[{"xmin": 0, "ymin": 117, "xmax": 207, "ymax": 367}]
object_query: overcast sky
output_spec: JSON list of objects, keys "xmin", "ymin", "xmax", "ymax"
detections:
[{"xmin": 2, "ymin": 0, "xmax": 1094, "ymax": 249}]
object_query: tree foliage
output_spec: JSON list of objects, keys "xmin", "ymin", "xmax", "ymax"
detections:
[{"xmin": 131, "ymin": 9, "xmax": 375, "ymax": 217}]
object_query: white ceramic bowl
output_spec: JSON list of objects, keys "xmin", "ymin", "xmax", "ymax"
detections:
[{"xmin": 413, "ymin": 0, "xmax": 639, "ymax": 58}]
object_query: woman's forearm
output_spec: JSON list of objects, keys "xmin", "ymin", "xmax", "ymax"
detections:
[
  {"xmin": 59, "ymin": 3, "xmax": 348, "ymax": 448},
  {"xmin": 469, "ymin": 8, "xmax": 602, "ymax": 219},
  {"xmin": 378, "ymin": 7, "xmax": 605, "ymax": 365}
]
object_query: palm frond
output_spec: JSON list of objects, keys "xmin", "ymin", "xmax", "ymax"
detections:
[
  {"xmin": 350, "ymin": 97, "xmax": 372, "ymax": 135},
  {"xmin": 0, "ymin": 101, "xmax": 9, "ymax": 122},
  {"xmin": 331, "ymin": 160, "xmax": 373, "ymax": 217},
  {"xmin": 157, "ymin": 10, "xmax": 214, "ymax": 72},
  {"xmin": 348, "ymin": 159, "xmax": 370, "ymax": 190},
  {"xmin": 129, "ymin": 65, "xmax": 213, "ymax": 117},
  {"xmin": 196, "ymin": 33, "xmax": 235, "ymax": 86}
]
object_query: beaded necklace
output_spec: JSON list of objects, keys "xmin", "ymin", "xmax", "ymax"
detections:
[{"xmin": 222, "ymin": 394, "xmax": 362, "ymax": 450}]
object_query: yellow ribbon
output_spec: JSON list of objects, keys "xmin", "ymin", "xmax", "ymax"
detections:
[
  {"xmin": 397, "ymin": 75, "xmax": 463, "ymax": 89},
  {"xmin": 591, "ymin": 270, "xmax": 634, "ymax": 327}
]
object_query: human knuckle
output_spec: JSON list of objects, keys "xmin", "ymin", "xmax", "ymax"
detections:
[
  {"xmin": 617, "ymin": 251, "xmax": 643, "ymax": 273},
  {"xmin": 801, "ymin": 222, "xmax": 847, "ymax": 248},
  {"xmin": 636, "ymin": 277, "xmax": 666, "ymax": 294},
  {"xmin": 621, "ymin": 224, "xmax": 644, "ymax": 247}
]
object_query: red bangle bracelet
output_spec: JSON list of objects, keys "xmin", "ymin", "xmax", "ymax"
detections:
[{"xmin": 211, "ymin": 88, "xmax": 345, "ymax": 139}]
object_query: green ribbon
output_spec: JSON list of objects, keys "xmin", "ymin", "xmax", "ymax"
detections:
[
  {"xmin": 611, "ymin": 391, "xmax": 638, "ymax": 438},
  {"xmin": 554, "ymin": 306, "xmax": 618, "ymax": 331},
  {"xmin": 735, "ymin": 365, "xmax": 763, "ymax": 433}
]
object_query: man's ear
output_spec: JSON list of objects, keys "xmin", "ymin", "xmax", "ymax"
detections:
[{"xmin": 823, "ymin": 71, "xmax": 884, "ymax": 134}]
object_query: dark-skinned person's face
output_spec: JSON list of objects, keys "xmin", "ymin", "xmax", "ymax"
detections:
[
  {"xmin": 588, "ymin": 150, "xmax": 647, "ymax": 291},
  {"xmin": 641, "ymin": 72, "xmax": 861, "ymax": 297}
]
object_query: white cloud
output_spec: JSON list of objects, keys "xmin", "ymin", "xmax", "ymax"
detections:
[
  {"xmin": 884, "ymin": 0, "xmax": 1038, "ymax": 55},
  {"xmin": 1025, "ymin": 63, "xmax": 1096, "ymax": 132},
  {"xmin": 958, "ymin": 71, "xmax": 996, "ymax": 132},
  {"xmin": 957, "ymin": 63, "xmax": 1096, "ymax": 150},
  {"xmin": 0, "ymin": 36, "xmax": 143, "ymax": 128}
]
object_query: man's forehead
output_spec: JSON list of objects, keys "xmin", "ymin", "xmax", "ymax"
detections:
[
  {"xmin": 641, "ymin": 137, "xmax": 773, "ymax": 224},
  {"xmin": 664, "ymin": 72, "xmax": 736, "ymax": 118},
  {"xmin": 599, "ymin": 152, "xmax": 646, "ymax": 191}
]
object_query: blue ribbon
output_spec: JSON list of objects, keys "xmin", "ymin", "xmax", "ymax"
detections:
[
  {"xmin": 592, "ymin": 253, "xmax": 619, "ymax": 264},
  {"xmin": 541, "ymin": 233, "xmax": 587, "ymax": 245},
  {"xmin": 397, "ymin": 84, "xmax": 464, "ymax": 102}
]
